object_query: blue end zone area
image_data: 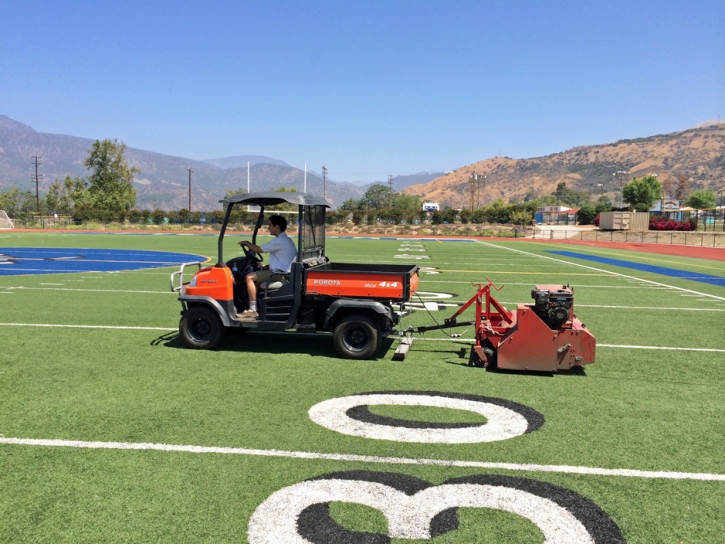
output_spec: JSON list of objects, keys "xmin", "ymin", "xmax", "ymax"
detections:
[
  {"xmin": 0, "ymin": 248, "xmax": 207, "ymax": 276},
  {"xmin": 547, "ymin": 250, "xmax": 725, "ymax": 287}
]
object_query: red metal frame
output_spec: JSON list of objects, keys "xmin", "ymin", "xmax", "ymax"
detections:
[{"xmin": 443, "ymin": 278, "xmax": 596, "ymax": 371}]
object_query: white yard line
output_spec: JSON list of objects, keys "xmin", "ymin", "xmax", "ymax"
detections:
[
  {"xmin": 0, "ymin": 287, "xmax": 173, "ymax": 294},
  {"xmin": 497, "ymin": 303, "xmax": 724, "ymax": 312},
  {"xmin": 476, "ymin": 241, "xmax": 725, "ymax": 302},
  {"xmin": 420, "ymin": 281, "xmax": 663, "ymax": 289},
  {"xmin": 1, "ymin": 322, "xmax": 723, "ymax": 352},
  {"xmin": 598, "ymin": 344, "xmax": 725, "ymax": 352},
  {"xmin": 0, "ymin": 323, "xmax": 176, "ymax": 331},
  {"xmin": 0, "ymin": 436, "xmax": 723, "ymax": 481}
]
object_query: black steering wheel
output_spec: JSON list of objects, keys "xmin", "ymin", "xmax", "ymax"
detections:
[{"xmin": 240, "ymin": 243, "xmax": 263, "ymax": 263}]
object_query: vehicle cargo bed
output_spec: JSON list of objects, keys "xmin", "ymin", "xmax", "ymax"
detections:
[{"xmin": 304, "ymin": 262, "xmax": 419, "ymax": 300}]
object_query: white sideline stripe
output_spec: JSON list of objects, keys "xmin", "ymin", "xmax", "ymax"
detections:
[
  {"xmin": 598, "ymin": 344, "xmax": 725, "ymax": 353},
  {"xmin": 0, "ymin": 287, "xmax": 172, "ymax": 294},
  {"xmin": 0, "ymin": 323, "xmax": 724, "ymax": 352},
  {"xmin": 496, "ymin": 302, "xmax": 725, "ymax": 312},
  {"xmin": 1, "ymin": 437, "xmax": 723, "ymax": 481},
  {"xmin": 421, "ymin": 281, "xmax": 670, "ymax": 289},
  {"xmin": 476, "ymin": 241, "xmax": 725, "ymax": 302},
  {"xmin": 0, "ymin": 323, "xmax": 176, "ymax": 331}
]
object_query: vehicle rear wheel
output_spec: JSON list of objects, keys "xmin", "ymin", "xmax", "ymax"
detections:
[
  {"xmin": 180, "ymin": 306, "xmax": 227, "ymax": 349},
  {"xmin": 333, "ymin": 313, "xmax": 381, "ymax": 360}
]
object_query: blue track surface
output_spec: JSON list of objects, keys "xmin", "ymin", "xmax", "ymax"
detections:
[
  {"xmin": 0, "ymin": 248, "xmax": 207, "ymax": 276},
  {"xmin": 547, "ymin": 250, "xmax": 725, "ymax": 287}
]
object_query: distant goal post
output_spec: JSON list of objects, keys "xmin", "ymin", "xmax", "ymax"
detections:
[{"xmin": 0, "ymin": 210, "xmax": 13, "ymax": 229}]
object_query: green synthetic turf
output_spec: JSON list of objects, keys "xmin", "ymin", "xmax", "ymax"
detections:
[{"xmin": 1, "ymin": 232, "xmax": 724, "ymax": 543}]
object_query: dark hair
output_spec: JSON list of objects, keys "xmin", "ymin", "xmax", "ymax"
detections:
[{"xmin": 269, "ymin": 214, "xmax": 287, "ymax": 231}]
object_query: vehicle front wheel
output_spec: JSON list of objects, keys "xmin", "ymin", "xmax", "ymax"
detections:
[
  {"xmin": 180, "ymin": 306, "xmax": 227, "ymax": 349},
  {"xmin": 333, "ymin": 313, "xmax": 381, "ymax": 359}
]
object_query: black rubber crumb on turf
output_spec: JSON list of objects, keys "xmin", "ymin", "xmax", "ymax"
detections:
[
  {"xmin": 298, "ymin": 503, "xmax": 390, "ymax": 544},
  {"xmin": 346, "ymin": 405, "xmax": 485, "ymax": 429},
  {"xmin": 297, "ymin": 470, "xmax": 625, "ymax": 543},
  {"xmin": 298, "ymin": 471, "xmax": 458, "ymax": 543},
  {"xmin": 348, "ymin": 391, "xmax": 545, "ymax": 434},
  {"xmin": 444, "ymin": 474, "xmax": 627, "ymax": 543}
]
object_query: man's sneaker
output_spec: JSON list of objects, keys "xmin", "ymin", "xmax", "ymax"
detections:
[{"xmin": 237, "ymin": 309, "xmax": 258, "ymax": 321}]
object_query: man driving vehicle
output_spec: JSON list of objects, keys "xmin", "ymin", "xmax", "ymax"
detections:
[{"xmin": 237, "ymin": 214, "xmax": 296, "ymax": 320}]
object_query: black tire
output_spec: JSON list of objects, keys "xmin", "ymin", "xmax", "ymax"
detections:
[
  {"xmin": 333, "ymin": 313, "xmax": 381, "ymax": 360},
  {"xmin": 471, "ymin": 345, "xmax": 496, "ymax": 368},
  {"xmin": 180, "ymin": 306, "xmax": 227, "ymax": 350}
]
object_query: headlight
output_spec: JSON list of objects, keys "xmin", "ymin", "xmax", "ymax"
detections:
[{"xmin": 189, "ymin": 276, "xmax": 197, "ymax": 287}]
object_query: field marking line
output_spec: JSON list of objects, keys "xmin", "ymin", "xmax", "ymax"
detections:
[
  {"xmin": 438, "ymin": 270, "xmax": 616, "ymax": 276},
  {"xmin": 420, "ymin": 281, "xmax": 663, "ymax": 289},
  {"xmin": 598, "ymin": 344, "xmax": 725, "ymax": 352},
  {"xmin": 496, "ymin": 302, "xmax": 724, "ymax": 312},
  {"xmin": 1, "ymin": 323, "xmax": 723, "ymax": 352},
  {"xmin": 0, "ymin": 323, "xmax": 176, "ymax": 331},
  {"xmin": 476, "ymin": 241, "xmax": 725, "ymax": 302},
  {"xmin": 1, "ymin": 437, "xmax": 724, "ymax": 481},
  {"xmin": 0, "ymin": 287, "xmax": 173, "ymax": 294}
]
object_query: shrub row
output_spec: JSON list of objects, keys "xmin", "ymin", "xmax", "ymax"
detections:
[{"xmin": 649, "ymin": 217, "xmax": 697, "ymax": 231}]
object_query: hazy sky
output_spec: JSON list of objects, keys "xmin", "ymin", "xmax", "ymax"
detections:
[{"xmin": 1, "ymin": 0, "xmax": 723, "ymax": 183}]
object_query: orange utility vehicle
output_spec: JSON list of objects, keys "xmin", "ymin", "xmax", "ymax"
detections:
[{"xmin": 171, "ymin": 192, "xmax": 419, "ymax": 359}]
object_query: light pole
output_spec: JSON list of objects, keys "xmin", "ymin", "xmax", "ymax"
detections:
[
  {"xmin": 188, "ymin": 169, "xmax": 193, "ymax": 212},
  {"xmin": 469, "ymin": 172, "xmax": 477, "ymax": 212},
  {"xmin": 614, "ymin": 170, "xmax": 627, "ymax": 208}
]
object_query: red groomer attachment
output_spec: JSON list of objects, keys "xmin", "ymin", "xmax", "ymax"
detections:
[{"xmin": 418, "ymin": 279, "xmax": 596, "ymax": 372}]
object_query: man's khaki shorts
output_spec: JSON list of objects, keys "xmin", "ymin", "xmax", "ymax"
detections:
[{"xmin": 252, "ymin": 269, "xmax": 287, "ymax": 283}]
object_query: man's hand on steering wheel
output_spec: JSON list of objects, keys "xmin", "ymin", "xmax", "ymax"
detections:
[{"xmin": 238, "ymin": 241, "xmax": 264, "ymax": 262}]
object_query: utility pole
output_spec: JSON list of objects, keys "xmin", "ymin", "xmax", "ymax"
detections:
[
  {"xmin": 477, "ymin": 175, "xmax": 486, "ymax": 208},
  {"xmin": 388, "ymin": 175, "xmax": 394, "ymax": 208},
  {"xmin": 188, "ymin": 169, "xmax": 193, "ymax": 211},
  {"xmin": 31, "ymin": 156, "xmax": 42, "ymax": 213},
  {"xmin": 322, "ymin": 166, "xmax": 328, "ymax": 200},
  {"xmin": 469, "ymin": 172, "xmax": 477, "ymax": 212}
]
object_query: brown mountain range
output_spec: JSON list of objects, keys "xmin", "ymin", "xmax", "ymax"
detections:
[{"xmin": 402, "ymin": 122, "xmax": 725, "ymax": 209}]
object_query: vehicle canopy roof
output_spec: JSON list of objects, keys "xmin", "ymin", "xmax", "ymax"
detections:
[{"xmin": 221, "ymin": 192, "xmax": 330, "ymax": 208}]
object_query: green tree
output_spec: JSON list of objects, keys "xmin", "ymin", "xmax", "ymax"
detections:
[
  {"xmin": 552, "ymin": 181, "xmax": 592, "ymax": 207},
  {"xmin": 577, "ymin": 204, "xmax": 597, "ymax": 225},
  {"xmin": 340, "ymin": 198, "xmax": 361, "ymax": 211},
  {"xmin": 622, "ymin": 175, "xmax": 661, "ymax": 211},
  {"xmin": 268, "ymin": 186, "xmax": 298, "ymax": 212},
  {"xmin": 0, "ymin": 187, "xmax": 21, "ymax": 216},
  {"xmin": 685, "ymin": 190, "xmax": 716, "ymax": 209},
  {"xmin": 46, "ymin": 175, "xmax": 89, "ymax": 215},
  {"xmin": 84, "ymin": 139, "xmax": 139, "ymax": 213},
  {"xmin": 361, "ymin": 184, "xmax": 395, "ymax": 210},
  {"xmin": 392, "ymin": 194, "xmax": 421, "ymax": 216},
  {"xmin": 510, "ymin": 209, "xmax": 533, "ymax": 226}
]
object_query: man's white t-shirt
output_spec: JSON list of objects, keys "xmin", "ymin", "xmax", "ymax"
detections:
[{"xmin": 261, "ymin": 232, "xmax": 297, "ymax": 273}]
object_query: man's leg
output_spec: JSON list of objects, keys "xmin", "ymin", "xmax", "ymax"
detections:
[{"xmin": 245, "ymin": 271, "xmax": 259, "ymax": 311}]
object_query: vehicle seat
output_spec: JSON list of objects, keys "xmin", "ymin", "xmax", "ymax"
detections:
[{"xmin": 259, "ymin": 273, "xmax": 289, "ymax": 297}]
